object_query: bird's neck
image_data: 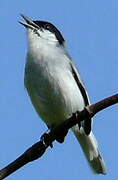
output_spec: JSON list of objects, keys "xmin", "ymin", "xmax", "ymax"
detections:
[{"xmin": 27, "ymin": 35, "xmax": 66, "ymax": 63}]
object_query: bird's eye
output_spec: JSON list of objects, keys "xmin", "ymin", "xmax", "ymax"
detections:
[{"xmin": 45, "ymin": 24, "xmax": 51, "ymax": 30}]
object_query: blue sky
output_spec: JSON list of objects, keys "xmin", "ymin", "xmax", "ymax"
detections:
[{"xmin": 0, "ymin": 0, "xmax": 118, "ymax": 179}]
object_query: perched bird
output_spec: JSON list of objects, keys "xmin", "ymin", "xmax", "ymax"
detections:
[{"xmin": 19, "ymin": 14, "xmax": 107, "ymax": 174}]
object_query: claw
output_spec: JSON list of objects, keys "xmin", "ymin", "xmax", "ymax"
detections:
[
  {"xmin": 72, "ymin": 111, "xmax": 81, "ymax": 129},
  {"xmin": 40, "ymin": 133, "xmax": 53, "ymax": 148}
]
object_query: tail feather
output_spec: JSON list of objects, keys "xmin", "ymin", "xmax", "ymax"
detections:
[{"xmin": 72, "ymin": 125, "xmax": 107, "ymax": 174}]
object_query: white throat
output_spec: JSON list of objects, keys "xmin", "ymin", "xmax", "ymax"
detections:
[
  {"xmin": 26, "ymin": 29, "xmax": 66, "ymax": 64},
  {"xmin": 27, "ymin": 28, "xmax": 58, "ymax": 50}
]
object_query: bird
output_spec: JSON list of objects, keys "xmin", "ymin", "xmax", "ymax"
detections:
[{"xmin": 19, "ymin": 14, "xmax": 107, "ymax": 174}]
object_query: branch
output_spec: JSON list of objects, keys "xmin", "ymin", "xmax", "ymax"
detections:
[
  {"xmin": 0, "ymin": 93, "xmax": 118, "ymax": 179},
  {"xmin": 87, "ymin": 93, "xmax": 118, "ymax": 117}
]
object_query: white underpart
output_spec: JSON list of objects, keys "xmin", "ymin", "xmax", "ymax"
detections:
[{"xmin": 24, "ymin": 28, "xmax": 107, "ymax": 174}]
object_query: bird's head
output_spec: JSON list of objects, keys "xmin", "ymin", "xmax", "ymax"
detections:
[{"xmin": 19, "ymin": 14, "xmax": 65, "ymax": 47}]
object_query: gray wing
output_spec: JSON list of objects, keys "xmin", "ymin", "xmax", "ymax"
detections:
[{"xmin": 69, "ymin": 62, "xmax": 92, "ymax": 135}]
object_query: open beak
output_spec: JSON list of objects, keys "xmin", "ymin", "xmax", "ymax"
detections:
[{"xmin": 19, "ymin": 14, "xmax": 39, "ymax": 29}]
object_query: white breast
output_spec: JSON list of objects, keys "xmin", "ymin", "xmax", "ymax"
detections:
[{"xmin": 25, "ymin": 31, "xmax": 85, "ymax": 126}]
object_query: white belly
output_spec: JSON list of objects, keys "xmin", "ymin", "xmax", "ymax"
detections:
[{"xmin": 25, "ymin": 56, "xmax": 85, "ymax": 127}]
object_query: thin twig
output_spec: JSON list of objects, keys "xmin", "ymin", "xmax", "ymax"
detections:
[
  {"xmin": 87, "ymin": 93, "xmax": 118, "ymax": 117},
  {"xmin": 0, "ymin": 93, "xmax": 118, "ymax": 179}
]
